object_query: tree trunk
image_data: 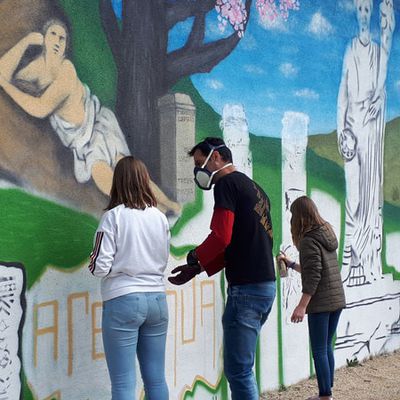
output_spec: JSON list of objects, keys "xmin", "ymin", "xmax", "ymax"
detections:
[{"xmin": 116, "ymin": 0, "xmax": 167, "ymax": 183}]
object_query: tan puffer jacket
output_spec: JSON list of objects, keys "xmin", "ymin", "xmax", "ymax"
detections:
[{"xmin": 299, "ymin": 223, "xmax": 346, "ymax": 314}]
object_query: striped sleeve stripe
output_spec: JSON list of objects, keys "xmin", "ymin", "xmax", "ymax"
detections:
[{"xmin": 88, "ymin": 232, "xmax": 104, "ymax": 274}]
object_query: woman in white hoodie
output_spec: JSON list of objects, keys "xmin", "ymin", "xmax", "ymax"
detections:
[{"xmin": 88, "ymin": 156, "xmax": 170, "ymax": 400}]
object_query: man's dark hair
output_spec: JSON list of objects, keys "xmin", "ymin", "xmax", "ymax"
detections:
[{"xmin": 188, "ymin": 137, "xmax": 233, "ymax": 163}]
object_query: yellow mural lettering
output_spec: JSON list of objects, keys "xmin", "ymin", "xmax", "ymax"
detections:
[
  {"xmin": 91, "ymin": 302, "xmax": 104, "ymax": 360},
  {"xmin": 42, "ymin": 390, "xmax": 61, "ymax": 400},
  {"xmin": 34, "ymin": 300, "xmax": 59, "ymax": 367},
  {"xmin": 200, "ymin": 280, "xmax": 216, "ymax": 368},
  {"xmin": 181, "ymin": 279, "xmax": 196, "ymax": 344},
  {"xmin": 67, "ymin": 292, "xmax": 89, "ymax": 376}
]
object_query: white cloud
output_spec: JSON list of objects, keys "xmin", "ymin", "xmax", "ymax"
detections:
[
  {"xmin": 264, "ymin": 90, "xmax": 277, "ymax": 100},
  {"xmin": 240, "ymin": 33, "xmax": 258, "ymax": 50},
  {"xmin": 258, "ymin": 14, "xmax": 289, "ymax": 32},
  {"xmin": 206, "ymin": 79, "xmax": 224, "ymax": 90},
  {"xmin": 280, "ymin": 62, "xmax": 298, "ymax": 78},
  {"xmin": 293, "ymin": 89, "xmax": 319, "ymax": 100},
  {"xmin": 307, "ymin": 12, "xmax": 334, "ymax": 37},
  {"xmin": 338, "ymin": 0, "xmax": 354, "ymax": 13},
  {"xmin": 265, "ymin": 106, "xmax": 277, "ymax": 114},
  {"xmin": 206, "ymin": 20, "xmax": 226, "ymax": 39},
  {"xmin": 243, "ymin": 64, "xmax": 265, "ymax": 75}
]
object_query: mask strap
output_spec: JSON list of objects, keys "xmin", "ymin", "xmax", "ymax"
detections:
[
  {"xmin": 201, "ymin": 148, "xmax": 216, "ymax": 169},
  {"xmin": 212, "ymin": 162, "xmax": 232, "ymax": 176},
  {"xmin": 201, "ymin": 144, "xmax": 227, "ymax": 169}
]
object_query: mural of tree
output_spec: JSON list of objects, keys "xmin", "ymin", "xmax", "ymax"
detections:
[{"xmin": 99, "ymin": 0, "xmax": 299, "ymax": 180}]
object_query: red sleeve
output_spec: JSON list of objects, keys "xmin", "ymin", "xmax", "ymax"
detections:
[
  {"xmin": 195, "ymin": 207, "xmax": 234, "ymax": 276},
  {"xmin": 202, "ymin": 252, "xmax": 225, "ymax": 277}
]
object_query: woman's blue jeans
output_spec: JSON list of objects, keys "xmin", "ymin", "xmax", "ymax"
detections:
[
  {"xmin": 102, "ymin": 292, "xmax": 169, "ymax": 400},
  {"xmin": 222, "ymin": 281, "xmax": 276, "ymax": 400},
  {"xmin": 308, "ymin": 309, "xmax": 342, "ymax": 397}
]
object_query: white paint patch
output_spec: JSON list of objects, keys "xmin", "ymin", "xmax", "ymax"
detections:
[
  {"xmin": 385, "ymin": 232, "xmax": 400, "ymax": 273},
  {"xmin": 310, "ymin": 189, "xmax": 341, "ymax": 245},
  {"xmin": 171, "ymin": 190, "xmax": 215, "ymax": 249},
  {"xmin": 0, "ymin": 264, "xmax": 25, "ymax": 399}
]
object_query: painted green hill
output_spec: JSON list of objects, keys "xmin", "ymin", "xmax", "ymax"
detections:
[{"xmin": 308, "ymin": 117, "xmax": 400, "ymax": 206}]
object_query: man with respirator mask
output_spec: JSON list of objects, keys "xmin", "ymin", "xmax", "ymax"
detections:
[{"xmin": 168, "ymin": 137, "xmax": 276, "ymax": 400}]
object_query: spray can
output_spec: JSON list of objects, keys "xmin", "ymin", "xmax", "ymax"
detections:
[{"xmin": 276, "ymin": 255, "xmax": 288, "ymax": 278}]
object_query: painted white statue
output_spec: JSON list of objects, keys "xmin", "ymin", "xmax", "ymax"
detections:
[{"xmin": 337, "ymin": 0, "xmax": 395, "ymax": 286}]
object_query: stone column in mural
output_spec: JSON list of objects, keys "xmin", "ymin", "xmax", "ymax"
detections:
[
  {"xmin": 280, "ymin": 111, "xmax": 310, "ymax": 384},
  {"xmin": 0, "ymin": 262, "xmax": 26, "ymax": 400},
  {"xmin": 159, "ymin": 93, "xmax": 196, "ymax": 204},
  {"xmin": 220, "ymin": 104, "xmax": 253, "ymax": 179}
]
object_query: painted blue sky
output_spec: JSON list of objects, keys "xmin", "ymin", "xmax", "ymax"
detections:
[{"xmin": 113, "ymin": 0, "xmax": 400, "ymax": 137}]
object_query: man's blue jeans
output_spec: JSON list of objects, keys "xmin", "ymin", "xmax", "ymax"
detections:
[
  {"xmin": 222, "ymin": 281, "xmax": 276, "ymax": 400},
  {"xmin": 102, "ymin": 292, "xmax": 169, "ymax": 400},
  {"xmin": 308, "ymin": 309, "xmax": 342, "ymax": 397}
]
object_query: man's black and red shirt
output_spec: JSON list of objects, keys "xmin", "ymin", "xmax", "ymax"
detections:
[{"xmin": 196, "ymin": 171, "xmax": 276, "ymax": 285}]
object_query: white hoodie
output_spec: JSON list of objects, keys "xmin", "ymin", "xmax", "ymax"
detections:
[{"xmin": 88, "ymin": 204, "xmax": 170, "ymax": 301}]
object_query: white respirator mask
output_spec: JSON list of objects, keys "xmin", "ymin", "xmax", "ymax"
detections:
[{"xmin": 193, "ymin": 144, "xmax": 232, "ymax": 190}]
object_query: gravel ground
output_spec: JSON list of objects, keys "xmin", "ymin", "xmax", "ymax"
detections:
[{"xmin": 261, "ymin": 350, "xmax": 400, "ymax": 400}]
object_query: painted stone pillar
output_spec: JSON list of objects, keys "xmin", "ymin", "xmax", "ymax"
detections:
[
  {"xmin": 280, "ymin": 111, "xmax": 310, "ymax": 385},
  {"xmin": 159, "ymin": 93, "xmax": 196, "ymax": 203},
  {"xmin": 220, "ymin": 104, "xmax": 253, "ymax": 179}
]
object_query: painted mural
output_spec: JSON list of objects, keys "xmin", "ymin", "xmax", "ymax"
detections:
[{"xmin": 0, "ymin": 0, "xmax": 399, "ymax": 399}]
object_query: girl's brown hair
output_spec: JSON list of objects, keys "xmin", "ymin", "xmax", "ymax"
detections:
[
  {"xmin": 290, "ymin": 196, "xmax": 330, "ymax": 249},
  {"xmin": 106, "ymin": 156, "xmax": 157, "ymax": 210}
]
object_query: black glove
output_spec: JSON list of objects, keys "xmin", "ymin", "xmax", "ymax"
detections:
[
  {"xmin": 168, "ymin": 249, "xmax": 201, "ymax": 285},
  {"xmin": 168, "ymin": 263, "xmax": 201, "ymax": 285},
  {"xmin": 186, "ymin": 249, "xmax": 199, "ymax": 266}
]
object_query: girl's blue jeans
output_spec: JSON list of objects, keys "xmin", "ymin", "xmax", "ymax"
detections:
[
  {"xmin": 102, "ymin": 292, "xmax": 169, "ymax": 400},
  {"xmin": 308, "ymin": 309, "xmax": 342, "ymax": 397}
]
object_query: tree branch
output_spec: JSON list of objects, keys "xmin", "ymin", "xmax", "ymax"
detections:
[
  {"xmin": 165, "ymin": 0, "xmax": 215, "ymax": 30},
  {"xmin": 166, "ymin": 34, "xmax": 238, "ymax": 88},
  {"xmin": 166, "ymin": 0, "xmax": 252, "ymax": 88},
  {"xmin": 185, "ymin": 8, "xmax": 206, "ymax": 48},
  {"xmin": 99, "ymin": 0, "xmax": 122, "ymax": 65}
]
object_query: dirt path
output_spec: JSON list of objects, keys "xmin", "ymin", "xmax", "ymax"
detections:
[{"xmin": 262, "ymin": 350, "xmax": 400, "ymax": 400}]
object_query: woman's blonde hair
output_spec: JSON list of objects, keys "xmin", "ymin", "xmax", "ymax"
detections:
[
  {"xmin": 290, "ymin": 196, "xmax": 329, "ymax": 249},
  {"xmin": 106, "ymin": 156, "xmax": 157, "ymax": 210}
]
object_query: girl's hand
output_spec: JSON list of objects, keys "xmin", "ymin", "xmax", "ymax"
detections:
[
  {"xmin": 277, "ymin": 252, "xmax": 291, "ymax": 266},
  {"xmin": 291, "ymin": 305, "xmax": 306, "ymax": 323}
]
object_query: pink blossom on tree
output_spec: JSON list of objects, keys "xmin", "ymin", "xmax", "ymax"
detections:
[
  {"xmin": 216, "ymin": 0, "xmax": 248, "ymax": 37},
  {"xmin": 257, "ymin": 0, "xmax": 300, "ymax": 21},
  {"xmin": 216, "ymin": 0, "xmax": 300, "ymax": 35}
]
